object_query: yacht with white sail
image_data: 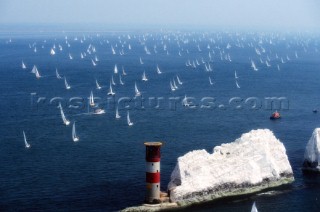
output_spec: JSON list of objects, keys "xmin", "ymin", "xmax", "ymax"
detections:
[
  {"xmin": 96, "ymin": 79, "xmax": 102, "ymax": 89},
  {"xmin": 114, "ymin": 64, "xmax": 118, "ymax": 74},
  {"xmin": 23, "ymin": 131, "xmax": 31, "ymax": 149},
  {"xmin": 251, "ymin": 60, "xmax": 258, "ymax": 71},
  {"xmin": 135, "ymin": 82, "xmax": 141, "ymax": 96},
  {"xmin": 142, "ymin": 71, "xmax": 148, "ymax": 81},
  {"xmin": 127, "ymin": 111, "xmax": 133, "ymax": 126},
  {"xmin": 176, "ymin": 75, "xmax": 183, "ymax": 85},
  {"xmin": 107, "ymin": 81, "xmax": 115, "ymax": 96},
  {"xmin": 116, "ymin": 107, "xmax": 121, "ymax": 119},
  {"xmin": 119, "ymin": 75, "xmax": 125, "ymax": 85},
  {"xmin": 209, "ymin": 76, "xmax": 214, "ymax": 85},
  {"xmin": 89, "ymin": 91, "xmax": 95, "ymax": 106},
  {"xmin": 156, "ymin": 65, "xmax": 162, "ymax": 74},
  {"xmin": 56, "ymin": 69, "xmax": 62, "ymax": 79},
  {"xmin": 72, "ymin": 122, "xmax": 79, "ymax": 142},
  {"xmin": 22, "ymin": 61, "xmax": 27, "ymax": 69},
  {"xmin": 59, "ymin": 103, "xmax": 70, "ymax": 126},
  {"xmin": 64, "ymin": 77, "xmax": 71, "ymax": 89},
  {"xmin": 50, "ymin": 48, "xmax": 55, "ymax": 55}
]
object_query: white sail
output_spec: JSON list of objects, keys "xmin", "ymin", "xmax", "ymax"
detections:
[
  {"xmin": 235, "ymin": 80, "xmax": 240, "ymax": 88},
  {"xmin": 135, "ymin": 82, "xmax": 141, "ymax": 96},
  {"xmin": 176, "ymin": 75, "xmax": 183, "ymax": 85},
  {"xmin": 251, "ymin": 60, "xmax": 258, "ymax": 71},
  {"xmin": 50, "ymin": 48, "xmax": 55, "ymax": 55},
  {"xmin": 110, "ymin": 75, "xmax": 115, "ymax": 85},
  {"xmin": 251, "ymin": 202, "xmax": 258, "ymax": 212},
  {"xmin": 156, "ymin": 65, "xmax": 162, "ymax": 74},
  {"xmin": 170, "ymin": 81, "xmax": 176, "ymax": 91},
  {"xmin": 72, "ymin": 122, "xmax": 79, "ymax": 142},
  {"xmin": 56, "ymin": 69, "xmax": 62, "ymax": 79},
  {"xmin": 235, "ymin": 70, "xmax": 239, "ymax": 79},
  {"xmin": 22, "ymin": 61, "xmax": 27, "ymax": 69},
  {"xmin": 59, "ymin": 103, "xmax": 70, "ymax": 126},
  {"xmin": 142, "ymin": 71, "xmax": 148, "ymax": 81},
  {"xmin": 64, "ymin": 77, "xmax": 71, "ymax": 89},
  {"xmin": 69, "ymin": 53, "xmax": 73, "ymax": 60},
  {"xmin": 122, "ymin": 67, "xmax": 127, "ymax": 75},
  {"xmin": 23, "ymin": 131, "xmax": 31, "ymax": 148},
  {"xmin": 173, "ymin": 79, "xmax": 178, "ymax": 89},
  {"xmin": 209, "ymin": 76, "xmax": 214, "ymax": 85},
  {"xmin": 31, "ymin": 65, "xmax": 37, "ymax": 73},
  {"xmin": 95, "ymin": 55, "xmax": 99, "ymax": 62},
  {"xmin": 35, "ymin": 67, "xmax": 41, "ymax": 79},
  {"xmin": 116, "ymin": 107, "xmax": 121, "ymax": 119},
  {"xmin": 119, "ymin": 75, "xmax": 124, "ymax": 85},
  {"xmin": 182, "ymin": 95, "xmax": 190, "ymax": 107},
  {"xmin": 89, "ymin": 91, "xmax": 95, "ymax": 106},
  {"xmin": 95, "ymin": 79, "xmax": 101, "ymax": 89},
  {"xmin": 80, "ymin": 53, "xmax": 84, "ymax": 59},
  {"xmin": 139, "ymin": 57, "xmax": 144, "ymax": 64},
  {"xmin": 91, "ymin": 59, "xmax": 97, "ymax": 66},
  {"xmin": 127, "ymin": 111, "xmax": 133, "ymax": 126},
  {"xmin": 114, "ymin": 64, "xmax": 118, "ymax": 74},
  {"xmin": 108, "ymin": 81, "xmax": 115, "ymax": 95},
  {"xmin": 111, "ymin": 46, "xmax": 116, "ymax": 54}
]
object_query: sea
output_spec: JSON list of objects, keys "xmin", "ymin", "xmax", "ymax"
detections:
[{"xmin": 0, "ymin": 27, "xmax": 320, "ymax": 211}]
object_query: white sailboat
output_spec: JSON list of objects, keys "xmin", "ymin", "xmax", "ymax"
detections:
[
  {"xmin": 182, "ymin": 95, "xmax": 190, "ymax": 107},
  {"xmin": 235, "ymin": 70, "xmax": 239, "ymax": 79},
  {"xmin": 89, "ymin": 91, "xmax": 95, "ymax": 106},
  {"xmin": 64, "ymin": 77, "xmax": 71, "ymax": 89},
  {"xmin": 50, "ymin": 48, "xmax": 55, "ymax": 55},
  {"xmin": 173, "ymin": 79, "xmax": 178, "ymax": 90},
  {"xmin": 176, "ymin": 75, "xmax": 183, "ymax": 85},
  {"xmin": 235, "ymin": 80, "xmax": 240, "ymax": 88},
  {"xmin": 110, "ymin": 75, "xmax": 116, "ymax": 85},
  {"xmin": 22, "ymin": 61, "xmax": 27, "ymax": 69},
  {"xmin": 119, "ymin": 75, "xmax": 125, "ymax": 85},
  {"xmin": 142, "ymin": 71, "xmax": 148, "ymax": 81},
  {"xmin": 114, "ymin": 64, "xmax": 118, "ymax": 74},
  {"xmin": 72, "ymin": 122, "xmax": 79, "ymax": 142},
  {"xmin": 170, "ymin": 81, "xmax": 176, "ymax": 91},
  {"xmin": 116, "ymin": 107, "xmax": 121, "ymax": 119},
  {"xmin": 23, "ymin": 131, "xmax": 31, "ymax": 148},
  {"xmin": 127, "ymin": 111, "xmax": 133, "ymax": 126},
  {"xmin": 107, "ymin": 81, "xmax": 115, "ymax": 96},
  {"xmin": 156, "ymin": 65, "xmax": 162, "ymax": 74},
  {"xmin": 135, "ymin": 82, "xmax": 141, "ymax": 96},
  {"xmin": 122, "ymin": 67, "xmax": 127, "ymax": 75},
  {"xmin": 69, "ymin": 53, "xmax": 73, "ymax": 60},
  {"xmin": 56, "ymin": 69, "xmax": 62, "ymax": 79},
  {"xmin": 251, "ymin": 60, "xmax": 258, "ymax": 71},
  {"xmin": 209, "ymin": 76, "xmax": 214, "ymax": 85},
  {"xmin": 111, "ymin": 46, "xmax": 116, "ymax": 54},
  {"xmin": 91, "ymin": 59, "xmax": 97, "ymax": 66},
  {"xmin": 95, "ymin": 79, "xmax": 102, "ymax": 89},
  {"xmin": 59, "ymin": 103, "xmax": 70, "ymax": 126},
  {"xmin": 34, "ymin": 67, "xmax": 41, "ymax": 79},
  {"xmin": 251, "ymin": 202, "xmax": 258, "ymax": 212},
  {"xmin": 139, "ymin": 57, "xmax": 144, "ymax": 64}
]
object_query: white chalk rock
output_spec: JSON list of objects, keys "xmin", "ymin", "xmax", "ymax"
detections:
[
  {"xmin": 302, "ymin": 128, "xmax": 320, "ymax": 172},
  {"xmin": 168, "ymin": 129, "xmax": 294, "ymax": 205}
]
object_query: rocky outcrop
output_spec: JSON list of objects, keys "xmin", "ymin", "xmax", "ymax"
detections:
[
  {"xmin": 168, "ymin": 129, "xmax": 294, "ymax": 205},
  {"xmin": 302, "ymin": 128, "xmax": 320, "ymax": 172}
]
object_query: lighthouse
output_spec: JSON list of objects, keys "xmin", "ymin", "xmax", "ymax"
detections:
[{"xmin": 144, "ymin": 142, "xmax": 162, "ymax": 204}]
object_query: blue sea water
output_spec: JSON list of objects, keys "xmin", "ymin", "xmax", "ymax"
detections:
[{"xmin": 0, "ymin": 30, "xmax": 320, "ymax": 211}]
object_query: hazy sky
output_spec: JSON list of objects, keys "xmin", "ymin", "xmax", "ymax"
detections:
[{"xmin": 0, "ymin": 0, "xmax": 319, "ymax": 29}]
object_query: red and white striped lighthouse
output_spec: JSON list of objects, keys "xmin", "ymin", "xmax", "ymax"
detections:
[{"xmin": 144, "ymin": 142, "xmax": 162, "ymax": 204}]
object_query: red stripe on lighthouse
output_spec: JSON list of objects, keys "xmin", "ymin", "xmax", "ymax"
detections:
[{"xmin": 146, "ymin": 172, "xmax": 160, "ymax": 183}]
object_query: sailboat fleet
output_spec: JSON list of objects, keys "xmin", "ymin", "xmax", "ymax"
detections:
[{"xmin": 19, "ymin": 31, "xmax": 301, "ymax": 147}]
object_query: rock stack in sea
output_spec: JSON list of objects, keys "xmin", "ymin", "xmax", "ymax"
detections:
[
  {"xmin": 302, "ymin": 128, "xmax": 320, "ymax": 172},
  {"xmin": 168, "ymin": 129, "xmax": 294, "ymax": 206}
]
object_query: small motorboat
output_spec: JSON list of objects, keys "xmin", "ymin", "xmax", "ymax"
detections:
[{"xmin": 270, "ymin": 111, "xmax": 281, "ymax": 119}]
